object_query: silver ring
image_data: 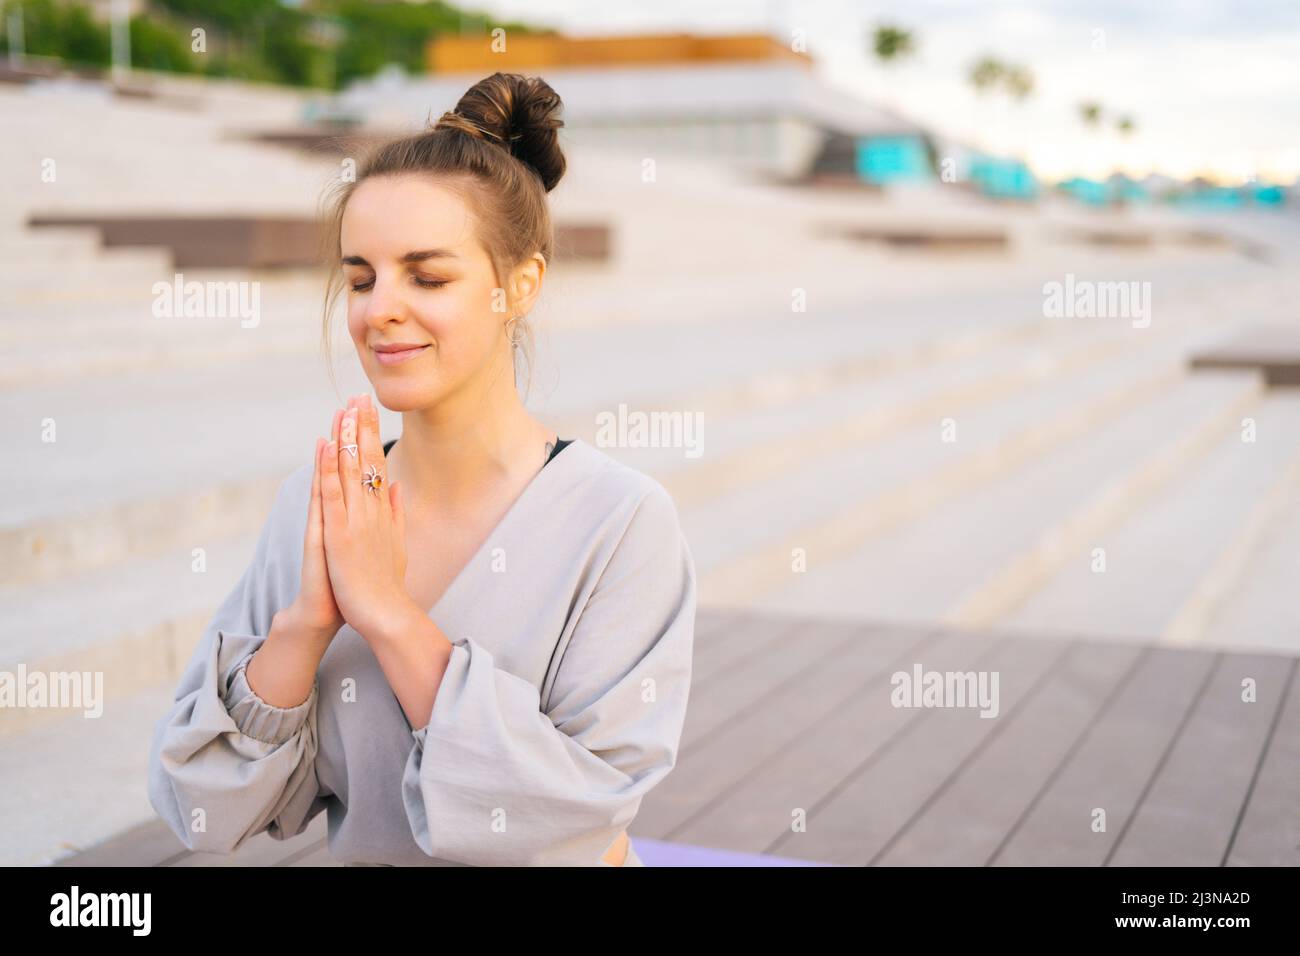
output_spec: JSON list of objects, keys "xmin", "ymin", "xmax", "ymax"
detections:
[{"xmin": 361, "ymin": 464, "xmax": 385, "ymax": 495}]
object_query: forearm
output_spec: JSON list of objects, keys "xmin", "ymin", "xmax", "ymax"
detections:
[
  {"xmin": 367, "ymin": 601, "xmax": 455, "ymax": 731},
  {"xmin": 244, "ymin": 607, "xmax": 335, "ymax": 709}
]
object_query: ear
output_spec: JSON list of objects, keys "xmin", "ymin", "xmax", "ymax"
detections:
[{"xmin": 508, "ymin": 252, "xmax": 546, "ymax": 318}]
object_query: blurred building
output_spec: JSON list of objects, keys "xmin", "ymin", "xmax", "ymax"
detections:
[{"xmin": 335, "ymin": 31, "xmax": 935, "ymax": 182}]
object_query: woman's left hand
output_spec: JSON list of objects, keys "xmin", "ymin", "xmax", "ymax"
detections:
[{"xmin": 320, "ymin": 393, "xmax": 415, "ymax": 643}]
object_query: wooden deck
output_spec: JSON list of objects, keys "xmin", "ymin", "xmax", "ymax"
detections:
[{"xmin": 58, "ymin": 607, "xmax": 1299, "ymax": 866}]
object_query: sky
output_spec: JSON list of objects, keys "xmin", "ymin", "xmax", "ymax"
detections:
[{"xmin": 468, "ymin": 0, "xmax": 1300, "ymax": 184}]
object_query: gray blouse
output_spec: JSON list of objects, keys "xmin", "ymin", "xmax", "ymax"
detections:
[{"xmin": 147, "ymin": 438, "xmax": 696, "ymax": 866}]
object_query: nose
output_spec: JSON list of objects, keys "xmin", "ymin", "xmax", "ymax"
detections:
[{"xmin": 362, "ymin": 270, "xmax": 409, "ymax": 329}]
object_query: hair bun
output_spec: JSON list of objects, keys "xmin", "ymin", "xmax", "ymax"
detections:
[{"xmin": 435, "ymin": 72, "xmax": 566, "ymax": 192}]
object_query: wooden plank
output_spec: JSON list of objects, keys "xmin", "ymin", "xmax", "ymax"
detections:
[
  {"xmin": 52, "ymin": 818, "xmax": 190, "ymax": 867},
  {"xmin": 1227, "ymin": 658, "xmax": 1300, "ymax": 865},
  {"xmin": 768, "ymin": 633, "xmax": 1069, "ymax": 865},
  {"xmin": 992, "ymin": 646, "xmax": 1217, "ymax": 865},
  {"xmin": 1109, "ymin": 651, "xmax": 1292, "ymax": 866},
  {"xmin": 690, "ymin": 606, "xmax": 768, "ymax": 679},
  {"xmin": 634, "ymin": 623, "xmax": 936, "ymax": 840},
  {"xmin": 678, "ymin": 613, "xmax": 858, "ymax": 750},
  {"xmin": 55, "ymin": 811, "xmax": 327, "ymax": 868},
  {"xmin": 688, "ymin": 607, "xmax": 802, "ymax": 689},
  {"xmin": 875, "ymin": 640, "xmax": 1145, "ymax": 865},
  {"xmin": 281, "ymin": 840, "xmax": 342, "ymax": 867},
  {"xmin": 170, "ymin": 813, "xmax": 329, "ymax": 867},
  {"xmin": 53, "ymin": 610, "xmax": 1299, "ymax": 868},
  {"xmin": 682, "ymin": 627, "xmax": 1005, "ymax": 857}
]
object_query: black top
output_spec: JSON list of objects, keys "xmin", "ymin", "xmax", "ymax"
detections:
[{"xmin": 383, "ymin": 437, "xmax": 571, "ymax": 466}]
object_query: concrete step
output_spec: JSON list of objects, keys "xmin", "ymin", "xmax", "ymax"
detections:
[
  {"xmin": 688, "ymin": 310, "xmax": 1241, "ymax": 598},
  {"xmin": 0, "ymin": 245, "xmax": 174, "ymax": 286},
  {"xmin": 0, "ymin": 352, "xmax": 375, "ymax": 585},
  {"xmin": 0, "ymin": 291, "xmax": 1052, "ymax": 584},
  {"xmin": 1197, "ymin": 449, "xmax": 1300, "ymax": 652},
  {"xmin": 609, "ymin": 313, "xmax": 1107, "ymax": 486},
  {"xmin": 0, "ymin": 272, "xmax": 328, "ymax": 387},
  {"xmin": 0, "ymin": 677, "xmax": 175, "ymax": 866},
  {"xmin": 752, "ymin": 370, "xmax": 1263, "ymax": 628},
  {"xmin": 0, "ymin": 529, "xmax": 260, "ymax": 738},
  {"xmin": 0, "ymin": 226, "xmax": 102, "ymax": 260},
  {"xmin": 653, "ymin": 310, "xmax": 1217, "ymax": 512},
  {"xmin": 1001, "ymin": 387, "xmax": 1300, "ymax": 642},
  {"xmin": 535, "ymin": 285, "xmax": 1054, "ymax": 422}
]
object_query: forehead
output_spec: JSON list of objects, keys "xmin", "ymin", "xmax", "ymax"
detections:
[{"xmin": 341, "ymin": 174, "xmax": 480, "ymax": 257}]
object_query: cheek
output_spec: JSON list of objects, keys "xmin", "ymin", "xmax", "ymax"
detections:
[
  {"xmin": 345, "ymin": 303, "xmax": 366, "ymax": 343},
  {"xmin": 418, "ymin": 287, "xmax": 496, "ymax": 352}
]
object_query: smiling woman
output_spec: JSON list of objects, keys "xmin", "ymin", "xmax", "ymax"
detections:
[
  {"xmin": 320, "ymin": 71, "xmax": 566, "ymax": 407},
  {"xmin": 146, "ymin": 72, "xmax": 696, "ymax": 868}
]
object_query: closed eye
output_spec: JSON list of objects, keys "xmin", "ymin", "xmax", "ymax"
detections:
[{"xmin": 349, "ymin": 276, "xmax": 449, "ymax": 293}]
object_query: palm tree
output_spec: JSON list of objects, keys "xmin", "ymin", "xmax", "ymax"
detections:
[
  {"xmin": 1004, "ymin": 66, "xmax": 1034, "ymax": 100},
  {"xmin": 968, "ymin": 57, "xmax": 1033, "ymax": 100},
  {"xmin": 965, "ymin": 57, "xmax": 1034, "ymax": 173},
  {"xmin": 969, "ymin": 56, "xmax": 1005, "ymax": 92},
  {"xmin": 872, "ymin": 25, "xmax": 915, "ymax": 64},
  {"xmin": 1079, "ymin": 101, "xmax": 1103, "ymax": 127},
  {"xmin": 1116, "ymin": 115, "xmax": 1136, "ymax": 135}
]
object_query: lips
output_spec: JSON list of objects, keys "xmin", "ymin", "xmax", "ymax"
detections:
[{"xmin": 373, "ymin": 343, "xmax": 431, "ymax": 366}]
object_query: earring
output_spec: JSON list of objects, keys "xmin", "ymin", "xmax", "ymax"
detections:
[{"xmin": 505, "ymin": 315, "xmax": 524, "ymax": 348}]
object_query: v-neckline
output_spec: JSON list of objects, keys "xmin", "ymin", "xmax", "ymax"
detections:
[{"xmin": 388, "ymin": 437, "xmax": 592, "ymax": 625}]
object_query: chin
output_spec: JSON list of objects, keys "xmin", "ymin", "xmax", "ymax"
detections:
[
  {"xmin": 374, "ymin": 382, "xmax": 434, "ymax": 413},
  {"xmin": 371, "ymin": 380, "xmax": 438, "ymax": 413}
]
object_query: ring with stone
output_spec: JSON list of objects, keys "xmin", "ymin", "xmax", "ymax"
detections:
[{"xmin": 361, "ymin": 463, "xmax": 385, "ymax": 495}]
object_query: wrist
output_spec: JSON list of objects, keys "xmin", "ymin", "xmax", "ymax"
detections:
[
  {"xmin": 275, "ymin": 603, "xmax": 341, "ymax": 645},
  {"xmin": 366, "ymin": 595, "xmax": 429, "ymax": 649}
]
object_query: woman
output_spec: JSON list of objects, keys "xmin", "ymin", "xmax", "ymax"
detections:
[{"xmin": 147, "ymin": 73, "xmax": 696, "ymax": 867}]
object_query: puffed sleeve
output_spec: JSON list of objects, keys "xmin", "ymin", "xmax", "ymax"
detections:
[
  {"xmin": 147, "ymin": 471, "xmax": 327, "ymax": 855},
  {"xmin": 401, "ymin": 482, "xmax": 696, "ymax": 866}
]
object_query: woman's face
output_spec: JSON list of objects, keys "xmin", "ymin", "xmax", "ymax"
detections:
[{"xmin": 341, "ymin": 174, "xmax": 508, "ymax": 413}]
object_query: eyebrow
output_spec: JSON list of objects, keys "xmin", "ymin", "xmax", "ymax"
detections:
[{"xmin": 341, "ymin": 249, "xmax": 459, "ymax": 266}]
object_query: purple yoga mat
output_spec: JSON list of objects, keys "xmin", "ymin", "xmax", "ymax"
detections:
[{"xmin": 630, "ymin": 838, "xmax": 838, "ymax": 867}]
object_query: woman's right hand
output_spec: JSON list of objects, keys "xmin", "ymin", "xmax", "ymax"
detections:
[{"xmin": 284, "ymin": 411, "xmax": 348, "ymax": 640}]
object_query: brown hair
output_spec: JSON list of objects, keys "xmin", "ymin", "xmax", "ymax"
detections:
[{"xmin": 318, "ymin": 72, "xmax": 567, "ymax": 401}]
